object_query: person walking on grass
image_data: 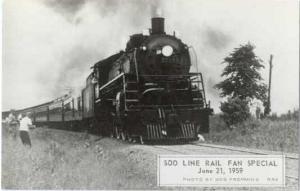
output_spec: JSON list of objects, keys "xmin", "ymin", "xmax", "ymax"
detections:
[
  {"xmin": 19, "ymin": 112, "xmax": 35, "ymax": 147},
  {"xmin": 7, "ymin": 110, "xmax": 18, "ymax": 139}
]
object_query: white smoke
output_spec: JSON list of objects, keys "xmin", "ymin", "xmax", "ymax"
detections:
[{"xmin": 3, "ymin": 0, "xmax": 299, "ymax": 115}]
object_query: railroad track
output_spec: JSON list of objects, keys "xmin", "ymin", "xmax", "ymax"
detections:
[
  {"xmin": 150, "ymin": 143, "xmax": 298, "ymax": 181},
  {"xmin": 189, "ymin": 143, "xmax": 298, "ymax": 160}
]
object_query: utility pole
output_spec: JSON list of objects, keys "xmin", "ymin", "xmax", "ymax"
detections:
[{"xmin": 265, "ymin": 54, "xmax": 273, "ymax": 116}]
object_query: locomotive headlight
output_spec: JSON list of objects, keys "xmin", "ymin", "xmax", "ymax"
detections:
[{"xmin": 162, "ymin": 45, "xmax": 173, "ymax": 57}]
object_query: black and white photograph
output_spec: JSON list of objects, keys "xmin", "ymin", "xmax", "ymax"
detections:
[{"xmin": 1, "ymin": 0, "xmax": 299, "ymax": 190}]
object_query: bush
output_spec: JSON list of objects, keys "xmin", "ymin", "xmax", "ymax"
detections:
[
  {"xmin": 209, "ymin": 114, "xmax": 227, "ymax": 132},
  {"xmin": 207, "ymin": 116, "xmax": 298, "ymax": 153},
  {"xmin": 220, "ymin": 97, "xmax": 251, "ymax": 127}
]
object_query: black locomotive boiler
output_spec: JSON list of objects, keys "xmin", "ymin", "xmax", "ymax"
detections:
[
  {"xmin": 82, "ymin": 17, "xmax": 213, "ymax": 143},
  {"xmin": 8, "ymin": 17, "xmax": 213, "ymax": 144}
]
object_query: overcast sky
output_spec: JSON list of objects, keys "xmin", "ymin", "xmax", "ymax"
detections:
[{"xmin": 2, "ymin": 0, "xmax": 299, "ymax": 114}]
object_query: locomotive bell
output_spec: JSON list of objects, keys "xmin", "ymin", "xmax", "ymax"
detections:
[{"xmin": 151, "ymin": 17, "xmax": 165, "ymax": 35}]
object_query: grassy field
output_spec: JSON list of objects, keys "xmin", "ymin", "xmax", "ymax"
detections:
[
  {"xmin": 205, "ymin": 115, "xmax": 299, "ymax": 153},
  {"xmin": 2, "ymin": 124, "xmax": 156, "ymax": 189},
  {"xmin": 2, "ymin": 121, "xmax": 298, "ymax": 190}
]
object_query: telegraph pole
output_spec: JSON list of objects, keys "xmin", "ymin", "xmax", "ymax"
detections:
[{"xmin": 265, "ymin": 54, "xmax": 273, "ymax": 116}]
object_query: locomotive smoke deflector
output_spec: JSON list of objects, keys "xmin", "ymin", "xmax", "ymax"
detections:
[{"xmin": 151, "ymin": 17, "xmax": 165, "ymax": 35}]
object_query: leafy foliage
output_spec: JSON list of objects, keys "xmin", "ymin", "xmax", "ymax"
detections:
[
  {"xmin": 220, "ymin": 97, "xmax": 251, "ymax": 126},
  {"xmin": 215, "ymin": 43, "xmax": 267, "ymax": 102},
  {"xmin": 216, "ymin": 43, "xmax": 267, "ymax": 126}
]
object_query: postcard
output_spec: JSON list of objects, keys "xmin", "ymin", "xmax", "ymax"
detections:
[{"xmin": 2, "ymin": 0, "xmax": 299, "ymax": 190}]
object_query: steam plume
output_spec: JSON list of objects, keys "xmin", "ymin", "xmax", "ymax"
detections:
[{"xmin": 3, "ymin": 0, "xmax": 298, "ymax": 114}]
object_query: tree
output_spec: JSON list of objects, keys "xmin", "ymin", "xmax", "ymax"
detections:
[
  {"xmin": 220, "ymin": 97, "xmax": 251, "ymax": 126},
  {"xmin": 215, "ymin": 42, "xmax": 267, "ymax": 125}
]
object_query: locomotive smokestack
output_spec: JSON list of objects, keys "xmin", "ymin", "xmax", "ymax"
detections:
[{"xmin": 151, "ymin": 17, "xmax": 165, "ymax": 35}]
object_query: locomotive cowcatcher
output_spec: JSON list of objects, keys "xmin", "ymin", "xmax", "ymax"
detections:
[{"xmin": 82, "ymin": 17, "xmax": 213, "ymax": 143}]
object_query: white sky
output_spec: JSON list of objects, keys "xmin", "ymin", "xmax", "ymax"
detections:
[{"xmin": 2, "ymin": 0, "xmax": 299, "ymax": 114}]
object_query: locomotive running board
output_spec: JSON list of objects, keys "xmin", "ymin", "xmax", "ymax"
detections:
[{"xmin": 145, "ymin": 122, "xmax": 196, "ymax": 141}]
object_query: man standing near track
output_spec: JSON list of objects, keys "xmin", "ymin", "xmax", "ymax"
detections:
[
  {"xmin": 7, "ymin": 110, "xmax": 18, "ymax": 139},
  {"xmin": 19, "ymin": 112, "xmax": 35, "ymax": 147}
]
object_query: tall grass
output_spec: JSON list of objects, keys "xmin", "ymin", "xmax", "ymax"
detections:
[
  {"xmin": 206, "ymin": 115, "xmax": 299, "ymax": 153},
  {"xmin": 2, "ymin": 124, "xmax": 156, "ymax": 189},
  {"xmin": 2, "ymin": 125, "xmax": 110, "ymax": 189}
]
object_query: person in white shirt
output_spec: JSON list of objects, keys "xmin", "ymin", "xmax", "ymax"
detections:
[
  {"xmin": 19, "ymin": 112, "xmax": 35, "ymax": 147},
  {"xmin": 18, "ymin": 113, "xmax": 23, "ymax": 121}
]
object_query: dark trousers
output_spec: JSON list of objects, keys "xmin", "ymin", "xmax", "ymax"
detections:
[
  {"xmin": 19, "ymin": 131, "xmax": 31, "ymax": 147},
  {"xmin": 9, "ymin": 124, "xmax": 18, "ymax": 139}
]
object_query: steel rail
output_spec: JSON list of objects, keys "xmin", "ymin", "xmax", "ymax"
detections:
[{"xmin": 189, "ymin": 143, "xmax": 298, "ymax": 160}]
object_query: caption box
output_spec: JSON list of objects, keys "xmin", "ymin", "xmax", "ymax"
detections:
[{"xmin": 157, "ymin": 155, "xmax": 285, "ymax": 187}]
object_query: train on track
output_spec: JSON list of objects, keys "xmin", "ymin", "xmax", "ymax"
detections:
[{"xmin": 4, "ymin": 17, "xmax": 213, "ymax": 143}]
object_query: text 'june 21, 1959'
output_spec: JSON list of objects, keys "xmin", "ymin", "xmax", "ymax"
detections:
[{"xmin": 157, "ymin": 155, "xmax": 285, "ymax": 187}]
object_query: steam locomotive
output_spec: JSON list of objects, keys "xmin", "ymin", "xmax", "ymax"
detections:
[{"xmin": 10, "ymin": 17, "xmax": 213, "ymax": 143}]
